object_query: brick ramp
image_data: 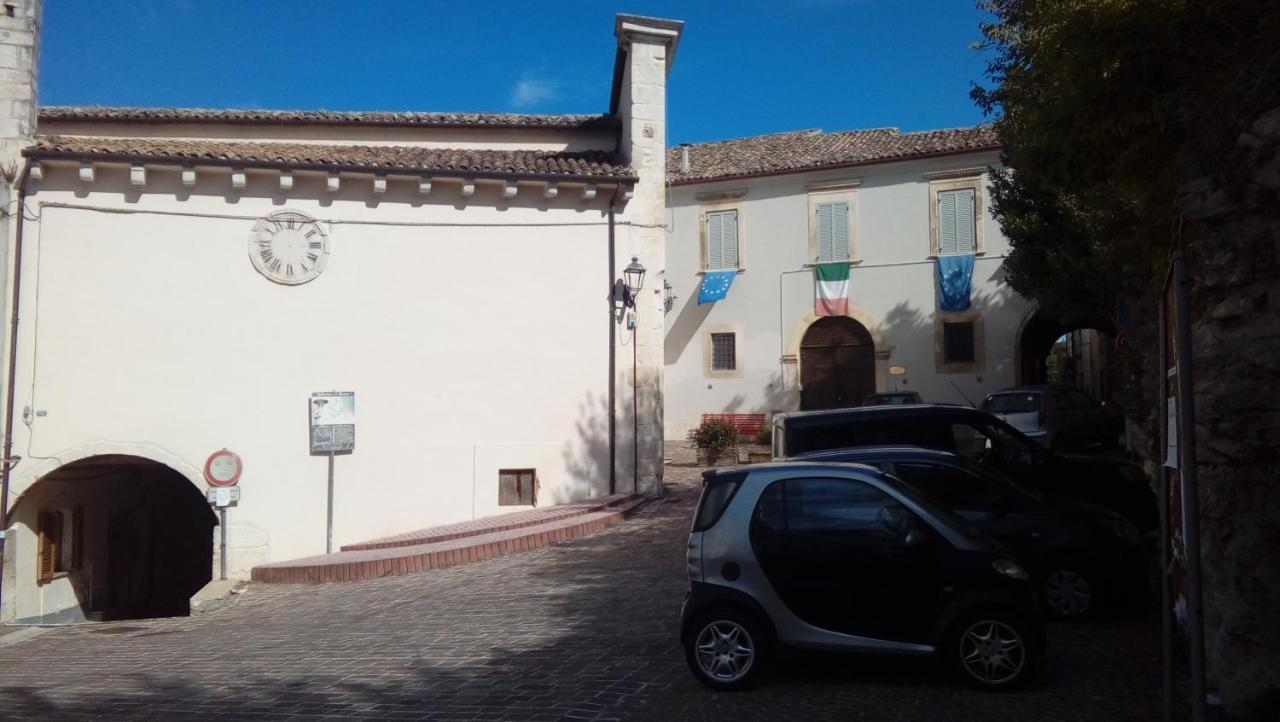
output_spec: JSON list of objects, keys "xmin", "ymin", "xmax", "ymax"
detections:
[
  {"xmin": 251, "ymin": 495, "xmax": 647, "ymax": 584},
  {"xmin": 341, "ymin": 493, "xmax": 637, "ymax": 552}
]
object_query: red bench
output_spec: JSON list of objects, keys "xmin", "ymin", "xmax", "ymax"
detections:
[{"xmin": 701, "ymin": 413, "xmax": 767, "ymax": 438}]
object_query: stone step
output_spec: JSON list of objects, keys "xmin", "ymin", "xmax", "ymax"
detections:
[
  {"xmin": 250, "ymin": 495, "xmax": 647, "ymax": 584},
  {"xmin": 341, "ymin": 493, "xmax": 637, "ymax": 552}
]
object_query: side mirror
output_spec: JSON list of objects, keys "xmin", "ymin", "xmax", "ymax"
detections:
[{"xmin": 904, "ymin": 528, "xmax": 930, "ymax": 548}]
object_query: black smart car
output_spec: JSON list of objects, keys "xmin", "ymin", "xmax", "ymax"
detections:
[
  {"xmin": 792, "ymin": 446, "xmax": 1151, "ymax": 619},
  {"xmin": 682, "ymin": 462, "xmax": 1045, "ymax": 690},
  {"xmin": 771, "ymin": 405, "xmax": 1158, "ymax": 534}
]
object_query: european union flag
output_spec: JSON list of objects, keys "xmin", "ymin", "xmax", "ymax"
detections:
[
  {"xmin": 937, "ymin": 253, "xmax": 976, "ymax": 311},
  {"xmin": 698, "ymin": 270, "xmax": 736, "ymax": 304}
]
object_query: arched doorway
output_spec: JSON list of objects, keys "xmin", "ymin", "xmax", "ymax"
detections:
[
  {"xmin": 1019, "ymin": 311, "xmax": 1116, "ymax": 399},
  {"xmin": 800, "ymin": 316, "xmax": 876, "ymax": 410},
  {"xmin": 8, "ymin": 455, "xmax": 215, "ymax": 623}
]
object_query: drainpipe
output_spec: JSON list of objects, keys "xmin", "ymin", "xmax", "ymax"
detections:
[
  {"xmin": 607, "ymin": 203, "xmax": 617, "ymax": 495},
  {"xmin": 0, "ymin": 158, "xmax": 33, "ymax": 615}
]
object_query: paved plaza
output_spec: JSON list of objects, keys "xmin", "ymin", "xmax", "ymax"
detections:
[{"xmin": 0, "ymin": 462, "xmax": 1173, "ymax": 721}]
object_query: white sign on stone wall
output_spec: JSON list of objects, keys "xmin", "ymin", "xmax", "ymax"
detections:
[{"xmin": 310, "ymin": 391, "xmax": 355, "ymax": 453}]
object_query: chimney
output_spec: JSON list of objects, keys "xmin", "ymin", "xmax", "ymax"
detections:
[{"xmin": 679, "ymin": 143, "xmax": 691, "ymax": 173}]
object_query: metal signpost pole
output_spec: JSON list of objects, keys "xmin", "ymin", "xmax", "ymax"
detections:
[
  {"xmin": 1158, "ymin": 296, "xmax": 1172, "ymax": 722},
  {"xmin": 326, "ymin": 450, "xmax": 335, "ymax": 554},
  {"xmin": 220, "ymin": 506, "xmax": 228, "ymax": 581},
  {"xmin": 1174, "ymin": 253, "xmax": 1207, "ymax": 722}
]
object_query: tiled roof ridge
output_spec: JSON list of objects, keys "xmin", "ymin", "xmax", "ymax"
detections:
[
  {"xmin": 39, "ymin": 105, "xmax": 619, "ymax": 131},
  {"xmin": 677, "ymin": 126, "xmax": 900, "ymax": 149},
  {"xmin": 666, "ymin": 124, "xmax": 998, "ymax": 184},
  {"xmin": 27, "ymin": 135, "xmax": 636, "ymax": 180}
]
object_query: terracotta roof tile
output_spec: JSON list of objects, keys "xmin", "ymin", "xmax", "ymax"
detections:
[
  {"xmin": 39, "ymin": 105, "xmax": 619, "ymax": 131},
  {"xmin": 667, "ymin": 126, "xmax": 999, "ymax": 184},
  {"xmin": 27, "ymin": 136, "xmax": 636, "ymax": 181}
]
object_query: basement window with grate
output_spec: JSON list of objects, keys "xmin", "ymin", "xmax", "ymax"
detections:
[
  {"xmin": 711, "ymin": 332, "xmax": 737, "ymax": 371},
  {"xmin": 499, "ymin": 469, "xmax": 537, "ymax": 506}
]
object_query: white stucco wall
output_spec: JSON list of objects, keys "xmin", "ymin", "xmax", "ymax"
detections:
[
  {"xmin": 1, "ymin": 162, "xmax": 645, "ymax": 621},
  {"xmin": 663, "ymin": 152, "xmax": 1034, "ymax": 438}
]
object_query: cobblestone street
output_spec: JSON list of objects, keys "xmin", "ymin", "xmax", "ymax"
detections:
[{"xmin": 0, "ymin": 460, "xmax": 1171, "ymax": 721}]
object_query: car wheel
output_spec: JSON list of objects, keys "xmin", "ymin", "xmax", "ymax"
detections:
[
  {"xmin": 1042, "ymin": 563, "xmax": 1102, "ymax": 619},
  {"xmin": 684, "ymin": 609, "xmax": 767, "ymax": 690},
  {"xmin": 947, "ymin": 610, "xmax": 1034, "ymax": 690}
]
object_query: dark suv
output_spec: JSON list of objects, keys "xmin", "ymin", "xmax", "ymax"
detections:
[
  {"xmin": 681, "ymin": 463, "xmax": 1045, "ymax": 690},
  {"xmin": 792, "ymin": 447, "xmax": 1151, "ymax": 619},
  {"xmin": 771, "ymin": 405, "xmax": 1157, "ymax": 534}
]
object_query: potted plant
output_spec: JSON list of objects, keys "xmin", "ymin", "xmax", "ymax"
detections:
[{"xmin": 688, "ymin": 417, "xmax": 739, "ymax": 466}]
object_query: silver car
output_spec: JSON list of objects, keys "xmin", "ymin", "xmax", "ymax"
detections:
[
  {"xmin": 981, "ymin": 385, "xmax": 1121, "ymax": 452},
  {"xmin": 681, "ymin": 462, "xmax": 1045, "ymax": 690}
]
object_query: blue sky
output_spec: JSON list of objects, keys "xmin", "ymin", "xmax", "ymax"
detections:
[{"xmin": 42, "ymin": 0, "xmax": 996, "ymax": 145}]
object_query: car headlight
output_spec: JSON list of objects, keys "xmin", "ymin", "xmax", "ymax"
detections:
[
  {"xmin": 1103, "ymin": 517, "xmax": 1143, "ymax": 544},
  {"xmin": 993, "ymin": 558, "xmax": 1030, "ymax": 580}
]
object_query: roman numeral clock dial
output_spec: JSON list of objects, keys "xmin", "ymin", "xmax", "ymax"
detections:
[{"xmin": 248, "ymin": 210, "xmax": 330, "ymax": 285}]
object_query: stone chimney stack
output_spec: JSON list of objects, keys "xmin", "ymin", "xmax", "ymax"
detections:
[{"xmin": 610, "ymin": 14, "xmax": 682, "ymax": 496}]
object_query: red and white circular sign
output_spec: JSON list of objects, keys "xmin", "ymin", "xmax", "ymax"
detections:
[{"xmin": 204, "ymin": 449, "xmax": 243, "ymax": 487}]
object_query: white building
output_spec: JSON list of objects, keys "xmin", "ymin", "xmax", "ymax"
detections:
[
  {"xmin": 663, "ymin": 127, "xmax": 1037, "ymax": 438},
  {"xmin": 0, "ymin": 13, "xmax": 681, "ymax": 624}
]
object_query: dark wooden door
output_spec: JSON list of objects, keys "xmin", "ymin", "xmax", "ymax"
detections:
[{"xmin": 800, "ymin": 317, "xmax": 876, "ymax": 410}]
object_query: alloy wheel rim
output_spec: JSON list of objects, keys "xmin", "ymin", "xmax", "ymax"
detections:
[
  {"xmin": 1044, "ymin": 569, "xmax": 1093, "ymax": 617},
  {"xmin": 694, "ymin": 620, "xmax": 755, "ymax": 682},
  {"xmin": 959, "ymin": 619, "xmax": 1026, "ymax": 685}
]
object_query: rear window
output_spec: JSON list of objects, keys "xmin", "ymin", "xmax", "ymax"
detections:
[
  {"xmin": 983, "ymin": 393, "xmax": 1040, "ymax": 414},
  {"xmin": 693, "ymin": 472, "xmax": 744, "ymax": 531},
  {"xmin": 782, "ymin": 415, "xmax": 938, "ymax": 456}
]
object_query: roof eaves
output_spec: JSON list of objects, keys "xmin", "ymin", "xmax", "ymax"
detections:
[{"xmin": 667, "ymin": 143, "xmax": 1001, "ymax": 186}]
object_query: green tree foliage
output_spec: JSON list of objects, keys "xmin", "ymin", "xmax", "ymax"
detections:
[{"xmin": 972, "ymin": 0, "xmax": 1280, "ymax": 324}]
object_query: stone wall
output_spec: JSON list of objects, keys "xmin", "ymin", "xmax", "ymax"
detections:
[{"xmin": 1173, "ymin": 106, "xmax": 1280, "ymax": 719}]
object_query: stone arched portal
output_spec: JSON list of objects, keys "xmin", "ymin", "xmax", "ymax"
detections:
[
  {"xmin": 5, "ymin": 455, "xmax": 215, "ymax": 624},
  {"xmin": 1017, "ymin": 310, "xmax": 1117, "ymax": 396},
  {"xmin": 799, "ymin": 316, "xmax": 877, "ymax": 410}
]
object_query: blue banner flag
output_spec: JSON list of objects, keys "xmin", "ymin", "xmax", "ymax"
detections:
[
  {"xmin": 698, "ymin": 270, "xmax": 736, "ymax": 304},
  {"xmin": 937, "ymin": 253, "xmax": 976, "ymax": 311}
]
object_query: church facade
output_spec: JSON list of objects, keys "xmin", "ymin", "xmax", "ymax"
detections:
[{"xmin": 0, "ymin": 11, "xmax": 680, "ymax": 623}]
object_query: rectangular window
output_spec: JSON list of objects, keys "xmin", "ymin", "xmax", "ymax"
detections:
[
  {"xmin": 499, "ymin": 469, "xmax": 537, "ymax": 506},
  {"xmin": 815, "ymin": 201, "xmax": 850, "ymax": 262},
  {"xmin": 943, "ymin": 321, "xmax": 976, "ymax": 363},
  {"xmin": 938, "ymin": 188, "xmax": 977, "ymax": 255},
  {"xmin": 711, "ymin": 332, "xmax": 736, "ymax": 371},
  {"xmin": 705, "ymin": 209, "xmax": 740, "ymax": 270}
]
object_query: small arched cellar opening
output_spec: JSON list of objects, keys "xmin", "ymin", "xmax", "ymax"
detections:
[
  {"xmin": 9, "ymin": 455, "xmax": 215, "ymax": 623},
  {"xmin": 1019, "ymin": 312, "xmax": 1117, "ymax": 400},
  {"xmin": 800, "ymin": 316, "xmax": 876, "ymax": 410}
]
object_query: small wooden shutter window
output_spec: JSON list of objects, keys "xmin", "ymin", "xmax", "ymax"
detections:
[
  {"xmin": 37, "ymin": 510, "xmax": 62, "ymax": 583},
  {"xmin": 499, "ymin": 469, "xmax": 537, "ymax": 506},
  {"xmin": 816, "ymin": 201, "xmax": 850, "ymax": 262},
  {"xmin": 938, "ymin": 189, "xmax": 976, "ymax": 255},
  {"xmin": 705, "ymin": 210, "xmax": 739, "ymax": 270}
]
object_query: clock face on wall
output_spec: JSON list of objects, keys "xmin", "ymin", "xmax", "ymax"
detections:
[{"xmin": 248, "ymin": 210, "xmax": 330, "ymax": 285}]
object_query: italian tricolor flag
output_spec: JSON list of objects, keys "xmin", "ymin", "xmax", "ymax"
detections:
[{"xmin": 814, "ymin": 262, "xmax": 849, "ymax": 316}]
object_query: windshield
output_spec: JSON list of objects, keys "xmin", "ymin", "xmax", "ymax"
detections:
[
  {"xmin": 984, "ymin": 393, "xmax": 1040, "ymax": 413},
  {"xmin": 959, "ymin": 457, "xmax": 1043, "ymax": 502},
  {"xmin": 881, "ymin": 471, "xmax": 986, "ymax": 540}
]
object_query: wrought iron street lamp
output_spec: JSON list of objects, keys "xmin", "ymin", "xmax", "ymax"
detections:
[{"xmin": 613, "ymin": 256, "xmax": 646, "ymax": 323}]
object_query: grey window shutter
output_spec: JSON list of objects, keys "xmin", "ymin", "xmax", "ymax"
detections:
[
  {"xmin": 816, "ymin": 203, "xmax": 834, "ymax": 261},
  {"xmin": 706, "ymin": 211, "xmax": 723, "ymax": 269},
  {"xmin": 939, "ymin": 191, "xmax": 958, "ymax": 255},
  {"xmin": 939, "ymin": 189, "xmax": 976, "ymax": 255},
  {"xmin": 832, "ymin": 201, "xmax": 849, "ymax": 260},
  {"xmin": 954, "ymin": 188, "xmax": 975, "ymax": 253},
  {"xmin": 721, "ymin": 210, "xmax": 739, "ymax": 268}
]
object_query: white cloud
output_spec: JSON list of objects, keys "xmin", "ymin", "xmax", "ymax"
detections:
[{"xmin": 510, "ymin": 71, "xmax": 560, "ymax": 110}]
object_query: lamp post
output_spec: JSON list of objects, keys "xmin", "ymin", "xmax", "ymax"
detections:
[{"xmin": 613, "ymin": 257, "xmax": 645, "ymax": 493}]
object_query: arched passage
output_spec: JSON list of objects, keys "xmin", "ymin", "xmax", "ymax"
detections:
[
  {"xmin": 800, "ymin": 316, "xmax": 876, "ymax": 410},
  {"xmin": 1018, "ymin": 311, "xmax": 1116, "ymax": 399},
  {"xmin": 8, "ymin": 455, "xmax": 215, "ymax": 623}
]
